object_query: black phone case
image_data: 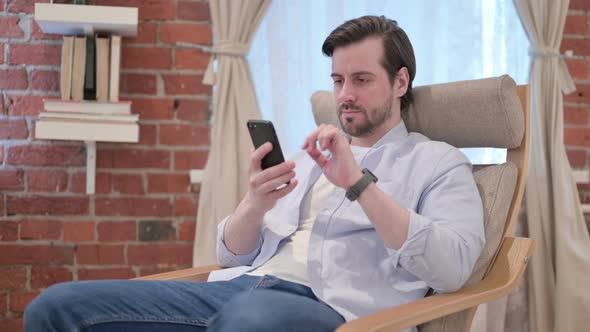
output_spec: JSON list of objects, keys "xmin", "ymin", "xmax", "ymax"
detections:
[{"xmin": 247, "ymin": 120, "xmax": 286, "ymax": 169}]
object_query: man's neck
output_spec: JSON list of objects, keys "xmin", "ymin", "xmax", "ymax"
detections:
[{"xmin": 350, "ymin": 115, "xmax": 401, "ymax": 147}]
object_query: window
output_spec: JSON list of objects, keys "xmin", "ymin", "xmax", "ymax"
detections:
[{"xmin": 248, "ymin": 0, "xmax": 529, "ymax": 163}]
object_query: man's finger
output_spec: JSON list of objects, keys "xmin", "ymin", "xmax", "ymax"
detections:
[
  {"xmin": 306, "ymin": 147, "xmax": 328, "ymax": 168},
  {"xmin": 250, "ymin": 142, "xmax": 273, "ymax": 171}
]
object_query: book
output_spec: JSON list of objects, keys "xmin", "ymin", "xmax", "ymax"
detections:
[
  {"xmin": 36, "ymin": 119, "xmax": 139, "ymax": 143},
  {"xmin": 84, "ymin": 35, "xmax": 96, "ymax": 100},
  {"xmin": 43, "ymin": 98, "xmax": 131, "ymax": 115},
  {"xmin": 60, "ymin": 36, "xmax": 74, "ymax": 100},
  {"xmin": 39, "ymin": 111, "xmax": 138, "ymax": 123},
  {"xmin": 95, "ymin": 35, "xmax": 110, "ymax": 102},
  {"xmin": 71, "ymin": 36, "xmax": 87, "ymax": 101},
  {"xmin": 109, "ymin": 35, "xmax": 121, "ymax": 102}
]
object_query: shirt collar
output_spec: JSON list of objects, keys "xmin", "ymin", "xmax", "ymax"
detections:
[{"xmin": 371, "ymin": 119, "xmax": 409, "ymax": 150}]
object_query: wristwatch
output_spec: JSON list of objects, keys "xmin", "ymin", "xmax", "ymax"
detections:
[{"xmin": 345, "ymin": 168, "xmax": 378, "ymax": 201}]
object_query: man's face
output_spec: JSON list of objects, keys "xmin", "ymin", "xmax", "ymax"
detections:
[{"xmin": 331, "ymin": 37, "xmax": 397, "ymax": 137}]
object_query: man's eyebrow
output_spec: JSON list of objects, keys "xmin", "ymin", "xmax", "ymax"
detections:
[{"xmin": 330, "ymin": 71, "xmax": 375, "ymax": 78}]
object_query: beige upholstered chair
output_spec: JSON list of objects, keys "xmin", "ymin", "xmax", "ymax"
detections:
[{"xmin": 137, "ymin": 75, "xmax": 534, "ymax": 332}]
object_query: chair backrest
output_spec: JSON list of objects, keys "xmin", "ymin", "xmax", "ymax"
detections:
[{"xmin": 310, "ymin": 75, "xmax": 529, "ymax": 332}]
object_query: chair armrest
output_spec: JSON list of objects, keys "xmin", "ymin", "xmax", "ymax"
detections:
[
  {"xmin": 133, "ymin": 265, "xmax": 222, "ymax": 282},
  {"xmin": 336, "ymin": 236, "xmax": 534, "ymax": 332}
]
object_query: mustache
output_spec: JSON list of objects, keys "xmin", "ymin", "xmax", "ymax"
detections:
[{"xmin": 338, "ymin": 103, "xmax": 363, "ymax": 113}]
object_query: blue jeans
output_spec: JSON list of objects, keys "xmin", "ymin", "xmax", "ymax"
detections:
[{"xmin": 24, "ymin": 274, "xmax": 345, "ymax": 332}]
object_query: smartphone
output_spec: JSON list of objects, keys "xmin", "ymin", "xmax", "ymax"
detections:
[{"xmin": 247, "ymin": 120, "xmax": 286, "ymax": 170}]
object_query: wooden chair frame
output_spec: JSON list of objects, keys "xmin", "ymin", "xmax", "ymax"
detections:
[{"xmin": 136, "ymin": 85, "xmax": 534, "ymax": 332}]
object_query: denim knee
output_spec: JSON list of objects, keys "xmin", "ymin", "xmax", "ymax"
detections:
[{"xmin": 24, "ymin": 281, "xmax": 83, "ymax": 332}]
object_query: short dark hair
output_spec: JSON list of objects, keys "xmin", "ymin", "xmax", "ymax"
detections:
[{"xmin": 322, "ymin": 16, "xmax": 416, "ymax": 111}]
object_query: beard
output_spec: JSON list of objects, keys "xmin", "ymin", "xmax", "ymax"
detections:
[{"xmin": 337, "ymin": 95, "xmax": 394, "ymax": 137}]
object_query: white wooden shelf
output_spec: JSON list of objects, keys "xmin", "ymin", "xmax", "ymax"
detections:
[{"xmin": 34, "ymin": 3, "xmax": 138, "ymax": 37}]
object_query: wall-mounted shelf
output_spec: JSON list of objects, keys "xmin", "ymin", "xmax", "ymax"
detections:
[{"xmin": 34, "ymin": 3, "xmax": 138, "ymax": 36}]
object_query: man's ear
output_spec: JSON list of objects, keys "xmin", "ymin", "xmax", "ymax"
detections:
[{"xmin": 394, "ymin": 67, "xmax": 409, "ymax": 98}]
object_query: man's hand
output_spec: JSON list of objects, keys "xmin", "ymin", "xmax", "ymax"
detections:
[
  {"xmin": 302, "ymin": 124, "xmax": 362, "ymax": 188},
  {"xmin": 243, "ymin": 142, "xmax": 298, "ymax": 215}
]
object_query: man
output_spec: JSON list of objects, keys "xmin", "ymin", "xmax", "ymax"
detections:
[{"xmin": 25, "ymin": 16, "xmax": 484, "ymax": 332}]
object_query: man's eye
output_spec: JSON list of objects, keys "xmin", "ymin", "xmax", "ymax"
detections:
[
  {"xmin": 356, "ymin": 78, "xmax": 368, "ymax": 84},
  {"xmin": 333, "ymin": 80, "xmax": 343, "ymax": 85}
]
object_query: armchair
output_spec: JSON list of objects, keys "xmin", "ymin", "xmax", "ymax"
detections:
[{"xmin": 137, "ymin": 75, "xmax": 534, "ymax": 332}]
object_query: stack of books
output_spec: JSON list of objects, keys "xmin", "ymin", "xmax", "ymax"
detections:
[{"xmin": 36, "ymin": 34, "xmax": 139, "ymax": 143}]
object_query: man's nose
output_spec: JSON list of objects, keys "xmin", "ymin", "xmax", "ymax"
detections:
[{"xmin": 338, "ymin": 81, "xmax": 357, "ymax": 104}]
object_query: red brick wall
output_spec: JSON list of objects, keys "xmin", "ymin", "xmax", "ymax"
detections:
[
  {"xmin": 563, "ymin": 1, "xmax": 590, "ymax": 231},
  {"xmin": 0, "ymin": 1, "xmax": 211, "ymax": 329}
]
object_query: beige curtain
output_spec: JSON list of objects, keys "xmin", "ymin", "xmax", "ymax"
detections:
[
  {"xmin": 193, "ymin": 0, "xmax": 271, "ymax": 266},
  {"xmin": 513, "ymin": 1, "xmax": 590, "ymax": 331}
]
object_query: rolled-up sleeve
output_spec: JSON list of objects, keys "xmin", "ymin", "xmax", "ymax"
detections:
[
  {"xmin": 390, "ymin": 148, "xmax": 485, "ymax": 293},
  {"xmin": 216, "ymin": 215, "xmax": 263, "ymax": 267}
]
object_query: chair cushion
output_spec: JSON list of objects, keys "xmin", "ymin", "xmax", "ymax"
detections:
[
  {"xmin": 310, "ymin": 75, "xmax": 524, "ymax": 149},
  {"xmin": 418, "ymin": 162, "xmax": 518, "ymax": 332}
]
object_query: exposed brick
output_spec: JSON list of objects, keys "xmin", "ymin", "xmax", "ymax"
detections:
[
  {"xmin": 177, "ymin": 220, "xmax": 196, "ymax": 241},
  {"xmin": 120, "ymin": 73, "xmax": 157, "ymax": 95},
  {"xmin": 561, "ymin": 38, "xmax": 590, "ymax": 57},
  {"xmin": 6, "ymin": 95, "xmax": 43, "ymax": 116},
  {"xmin": 565, "ymin": 127, "xmax": 590, "ymax": 147},
  {"xmin": 6, "ymin": 145, "xmax": 85, "ymax": 166},
  {"xmin": 20, "ymin": 219, "xmax": 62, "ymax": 240},
  {"xmin": 0, "ymin": 44, "xmax": 4, "ymax": 63},
  {"xmin": 174, "ymin": 150, "xmax": 209, "ymax": 170},
  {"xmin": 0, "ymin": 221, "xmax": 18, "ymax": 241},
  {"xmin": 9, "ymin": 44, "xmax": 61, "ymax": 66},
  {"xmin": 30, "ymin": 267, "xmax": 73, "ymax": 289},
  {"xmin": 0, "ymin": 267, "xmax": 26, "ymax": 290},
  {"xmin": 160, "ymin": 124, "xmax": 210, "ymax": 146},
  {"xmin": 148, "ymin": 173, "xmax": 190, "ymax": 193},
  {"xmin": 0, "ymin": 17, "xmax": 24, "ymax": 38},
  {"xmin": 567, "ymin": 149, "xmax": 587, "ymax": 168},
  {"xmin": 75, "ymin": 244, "xmax": 125, "ymax": 265},
  {"xmin": 27, "ymin": 169, "xmax": 68, "ymax": 192},
  {"xmin": 565, "ymin": 106, "xmax": 589, "ymax": 125},
  {"xmin": 173, "ymin": 195, "xmax": 197, "ymax": 217},
  {"xmin": 139, "ymin": 124, "xmax": 157, "ymax": 145},
  {"xmin": 31, "ymin": 20, "xmax": 60, "ymax": 40},
  {"xmin": 78, "ymin": 268, "xmax": 135, "ymax": 280},
  {"xmin": 175, "ymin": 48, "xmax": 210, "ymax": 70},
  {"xmin": 70, "ymin": 172, "xmax": 111, "ymax": 194},
  {"xmin": 93, "ymin": 0, "xmax": 176, "ymax": 20},
  {"xmin": 7, "ymin": 195, "xmax": 89, "ymax": 216},
  {"xmin": 31, "ymin": 70, "xmax": 60, "ymax": 91},
  {"xmin": 570, "ymin": 0, "xmax": 590, "ymax": 11},
  {"xmin": 566, "ymin": 59, "xmax": 589, "ymax": 80},
  {"xmin": 97, "ymin": 221, "xmax": 136, "ymax": 242},
  {"xmin": 0, "ymin": 69, "xmax": 28, "ymax": 90},
  {"xmin": 175, "ymin": 99, "xmax": 209, "ymax": 121},
  {"xmin": 131, "ymin": 98, "xmax": 174, "ymax": 120},
  {"xmin": 0, "ymin": 119, "xmax": 28, "ymax": 139},
  {"xmin": 127, "ymin": 244, "xmax": 192, "ymax": 265},
  {"xmin": 138, "ymin": 220, "xmax": 175, "ymax": 242},
  {"xmin": 564, "ymin": 15, "xmax": 589, "ymax": 35},
  {"xmin": 7, "ymin": 0, "xmax": 39, "ymax": 14},
  {"xmin": 177, "ymin": 1, "xmax": 210, "ymax": 21},
  {"xmin": 124, "ymin": 22, "xmax": 157, "ymax": 44},
  {"xmin": 0, "ymin": 169, "xmax": 24, "ymax": 191},
  {"xmin": 97, "ymin": 149, "xmax": 170, "ymax": 169},
  {"xmin": 95, "ymin": 198, "xmax": 171, "ymax": 217},
  {"xmin": 121, "ymin": 47, "xmax": 172, "ymax": 69},
  {"xmin": 112, "ymin": 174, "xmax": 144, "ymax": 195},
  {"xmin": 0, "ymin": 292, "xmax": 6, "ymax": 315},
  {"xmin": 160, "ymin": 23, "xmax": 212, "ymax": 45},
  {"xmin": 163, "ymin": 74, "xmax": 211, "ymax": 95},
  {"xmin": 0, "ymin": 245, "xmax": 73, "ymax": 265},
  {"xmin": 0, "ymin": 318, "xmax": 23, "ymax": 332},
  {"xmin": 63, "ymin": 221, "xmax": 95, "ymax": 242},
  {"xmin": 9, "ymin": 291, "xmax": 40, "ymax": 313}
]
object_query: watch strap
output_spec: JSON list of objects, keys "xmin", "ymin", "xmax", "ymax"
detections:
[{"xmin": 345, "ymin": 168, "xmax": 378, "ymax": 201}]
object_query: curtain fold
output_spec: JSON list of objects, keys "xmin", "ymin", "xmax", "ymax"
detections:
[
  {"xmin": 193, "ymin": 0, "xmax": 271, "ymax": 267},
  {"xmin": 512, "ymin": 1, "xmax": 590, "ymax": 331}
]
